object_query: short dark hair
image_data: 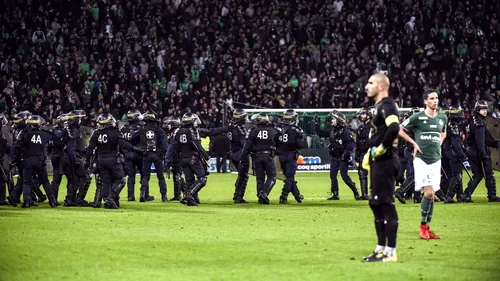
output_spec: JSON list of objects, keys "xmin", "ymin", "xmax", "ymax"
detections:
[{"xmin": 423, "ymin": 89, "xmax": 437, "ymax": 100}]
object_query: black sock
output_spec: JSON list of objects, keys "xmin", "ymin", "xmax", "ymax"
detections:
[
  {"xmin": 375, "ymin": 219, "xmax": 386, "ymax": 246},
  {"xmin": 382, "ymin": 204, "xmax": 399, "ymax": 248}
]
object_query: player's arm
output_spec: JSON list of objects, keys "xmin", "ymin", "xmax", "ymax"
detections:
[{"xmin": 399, "ymin": 114, "xmax": 421, "ymax": 155}]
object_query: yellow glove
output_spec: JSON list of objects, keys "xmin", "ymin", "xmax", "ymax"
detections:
[
  {"xmin": 370, "ymin": 145, "xmax": 387, "ymax": 161},
  {"xmin": 362, "ymin": 152, "xmax": 371, "ymax": 171}
]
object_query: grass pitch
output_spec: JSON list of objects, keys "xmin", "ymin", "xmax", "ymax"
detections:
[{"xmin": 1, "ymin": 172, "xmax": 500, "ymax": 281}]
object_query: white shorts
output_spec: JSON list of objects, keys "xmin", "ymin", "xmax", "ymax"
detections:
[{"xmin": 413, "ymin": 158, "xmax": 441, "ymax": 192}]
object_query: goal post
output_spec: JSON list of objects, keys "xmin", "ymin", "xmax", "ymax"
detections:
[{"xmin": 244, "ymin": 108, "xmax": 412, "ymax": 172}]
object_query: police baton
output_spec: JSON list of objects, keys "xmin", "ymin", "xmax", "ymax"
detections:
[{"xmin": 460, "ymin": 161, "xmax": 473, "ymax": 181}]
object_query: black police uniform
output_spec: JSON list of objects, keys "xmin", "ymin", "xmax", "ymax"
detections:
[
  {"xmin": 62, "ymin": 123, "xmax": 89, "ymax": 206},
  {"xmin": 50, "ymin": 124, "xmax": 65, "ymax": 201},
  {"xmin": 139, "ymin": 120, "xmax": 169, "ymax": 202},
  {"xmin": 315, "ymin": 117, "xmax": 360, "ymax": 200},
  {"xmin": 86, "ymin": 125, "xmax": 135, "ymax": 208},
  {"xmin": 211, "ymin": 134, "xmax": 230, "ymax": 173},
  {"xmin": 167, "ymin": 123, "xmax": 209, "ymax": 206},
  {"xmin": 0, "ymin": 130, "xmax": 9, "ymax": 205},
  {"xmin": 276, "ymin": 123, "xmax": 305, "ymax": 203},
  {"xmin": 120, "ymin": 120, "xmax": 143, "ymax": 201},
  {"xmin": 204, "ymin": 120, "xmax": 251, "ymax": 203},
  {"xmin": 462, "ymin": 108, "xmax": 500, "ymax": 202},
  {"xmin": 12, "ymin": 127, "xmax": 58, "ymax": 208},
  {"xmin": 242, "ymin": 117, "xmax": 280, "ymax": 204},
  {"xmin": 442, "ymin": 115, "xmax": 467, "ymax": 202},
  {"xmin": 355, "ymin": 120, "xmax": 371, "ymax": 200},
  {"xmin": 165, "ymin": 121, "xmax": 186, "ymax": 201},
  {"xmin": 394, "ymin": 131, "xmax": 419, "ymax": 203}
]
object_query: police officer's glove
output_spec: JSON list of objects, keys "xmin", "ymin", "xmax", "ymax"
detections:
[
  {"xmin": 369, "ymin": 144, "xmax": 387, "ymax": 162},
  {"xmin": 341, "ymin": 151, "xmax": 351, "ymax": 162},
  {"xmin": 313, "ymin": 114, "xmax": 320, "ymax": 125}
]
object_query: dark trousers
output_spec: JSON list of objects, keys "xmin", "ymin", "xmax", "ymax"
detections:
[
  {"xmin": 330, "ymin": 157, "xmax": 356, "ymax": 194},
  {"xmin": 254, "ymin": 152, "xmax": 276, "ymax": 196},
  {"xmin": 465, "ymin": 149, "xmax": 496, "ymax": 198},
  {"xmin": 51, "ymin": 155, "xmax": 63, "ymax": 201},
  {"xmin": 279, "ymin": 152, "xmax": 300, "ymax": 198},
  {"xmin": 231, "ymin": 150, "xmax": 250, "ymax": 200},
  {"xmin": 98, "ymin": 157, "xmax": 124, "ymax": 197},
  {"xmin": 62, "ymin": 155, "xmax": 87, "ymax": 203},
  {"xmin": 216, "ymin": 155, "xmax": 227, "ymax": 173},
  {"xmin": 141, "ymin": 152, "xmax": 166, "ymax": 196},
  {"xmin": 125, "ymin": 152, "xmax": 143, "ymax": 198},
  {"xmin": 22, "ymin": 157, "xmax": 54, "ymax": 203}
]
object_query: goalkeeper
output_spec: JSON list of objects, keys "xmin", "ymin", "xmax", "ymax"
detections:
[{"xmin": 361, "ymin": 73, "xmax": 403, "ymax": 262}]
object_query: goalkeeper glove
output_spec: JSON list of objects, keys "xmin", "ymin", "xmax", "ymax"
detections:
[
  {"xmin": 369, "ymin": 145, "xmax": 387, "ymax": 162},
  {"xmin": 362, "ymin": 152, "xmax": 371, "ymax": 171}
]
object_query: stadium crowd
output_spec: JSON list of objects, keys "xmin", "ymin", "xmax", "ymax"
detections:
[{"xmin": 1, "ymin": 0, "xmax": 500, "ymax": 128}]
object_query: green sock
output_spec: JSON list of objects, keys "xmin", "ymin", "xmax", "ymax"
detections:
[
  {"xmin": 421, "ymin": 197, "xmax": 432, "ymax": 224},
  {"xmin": 427, "ymin": 200, "xmax": 434, "ymax": 225}
]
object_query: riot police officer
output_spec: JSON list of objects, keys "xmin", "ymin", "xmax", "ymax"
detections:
[
  {"xmin": 139, "ymin": 111, "xmax": 169, "ymax": 202},
  {"xmin": 166, "ymin": 113, "xmax": 210, "ymax": 206},
  {"xmin": 11, "ymin": 115, "xmax": 58, "ymax": 208},
  {"xmin": 62, "ymin": 110, "xmax": 89, "ymax": 207},
  {"xmin": 462, "ymin": 101, "xmax": 500, "ymax": 202},
  {"xmin": 242, "ymin": 113, "xmax": 280, "ymax": 204},
  {"xmin": 86, "ymin": 114, "xmax": 138, "ymax": 209},
  {"xmin": 276, "ymin": 109, "xmax": 305, "ymax": 204},
  {"xmin": 120, "ymin": 109, "xmax": 144, "ymax": 201},
  {"xmin": 314, "ymin": 110, "xmax": 360, "ymax": 200},
  {"xmin": 50, "ymin": 114, "xmax": 66, "ymax": 202},
  {"xmin": 439, "ymin": 106, "xmax": 469, "ymax": 203},
  {"xmin": 202, "ymin": 109, "xmax": 252, "ymax": 203},
  {"xmin": 164, "ymin": 116, "xmax": 185, "ymax": 201},
  {"xmin": 355, "ymin": 108, "xmax": 371, "ymax": 200},
  {"xmin": 0, "ymin": 113, "xmax": 9, "ymax": 205},
  {"xmin": 394, "ymin": 108, "xmax": 421, "ymax": 204},
  {"xmin": 8, "ymin": 111, "xmax": 47, "ymax": 205}
]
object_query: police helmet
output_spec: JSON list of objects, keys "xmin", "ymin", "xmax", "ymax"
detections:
[
  {"xmin": 67, "ymin": 110, "xmax": 86, "ymax": 125},
  {"xmin": 167, "ymin": 116, "xmax": 182, "ymax": 128},
  {"xmin": 0, "ymin": 112, "xmax": 7, "ymax": 127},
  {"xmin": 447, "ymin": 105, "xmax": 464, "ymax": 119},
  {"xmin": 474, "ymin": 100, "xmax": 489, "ymax": 112},
  {"xmin": 182, "ymin": 113, "xmax": 201, "ymax": 127},
  {"xmin": 356, "ymin": 108, "xmax": 371, "ymax": 121},
  {"xmin": 255, "ymin": 112, "xmax": 270, "ymax": 125},
  {"xmin": 142, "ymin": 111, "xmax": 157, "ymax": 122},
  {"xmin": 97, "ymin": 113, "xmax": 116, "ymax": 128},
  {"xmin": 232, "ymin": 108, "xmax": 248, "ymax": 125},
  {"xmin": 126, "ymin": 109, "xmax": 142, "ymax": 122},
  {"xmin": 282, "ymin": 109, "xmax": 299, "ymax": 126},
  {"xmin": 331, "ymin": 110, "xmax": 346, "ymax": 126},
  {"xmin": 13, "ymin": 111, "xmax": 32, "ymax": 126},
  {"xmin": 26, "ymin": 115, "xmax": 45, "ymax": 129},
  {"xmin": 250, "ymin": 114, "xmax": 259, "ymax": 125}
]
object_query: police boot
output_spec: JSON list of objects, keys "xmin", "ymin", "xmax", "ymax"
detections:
[
  {"xmin": 414, "ymin": 192, "xmax": 422, "ymax": 203},
  {"xmin": 104, "ymin": 197, "xmax": 119, "ymax": 209},
  {"xmin": 48, "ymin": 195, "xmax": 58, "ymax": 208},
  {"xmin": 328, "ymin": 191, "xmax": 339, "ymax": 200},
  {"xmin": 485, "ymin": 175, "xmax": 500, "ymax": 202},
  {"xmin": 21, "ymin": 201, "xmax": 31, "ymax": 208},
  {"xmin": 258, "ymin": 190, "xmax": 270, "ymax": 205},
  {"xmin": 435, "ymin": 190, "xmax": 446, "ymax": 202},
  {"xmin": 37, "ymin": 194, "xmax": 47, "ymax": 203},
  {"xmin": 456, "ymin": 181, "xmax": 464, "ymax": 203},
  {"xmin": 162, "ymin": 195, "xmax": 168, "ymax": 202},
  {"xmin": 170, "ymin": 176, "xmax": 182, "ymax": 201},
  {"xmin": 461, "ymin": 192, "xmax": 474, "ymax": 203},
  {"xmin": 7, "ymin": 196, "xmax": 18, "ymax": 207},
  {"xmin": 90, "ymin": 192, "xmax": 102, "ymax": 208},
  {"xmin": 279, "ymin": 195, "xmax": 288, "ymax": 204},
  {"xmin": 140, "ymin": 188, "xmax": 146, "ymax": 202},
  {"xmin": 394, "ymin": 188, "xmax": 407, "ymax": 204}
]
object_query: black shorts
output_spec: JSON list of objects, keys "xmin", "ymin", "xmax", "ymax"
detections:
[{"xmin": 370, "ymin": 155, "xmax": 399, "ymax": 204}]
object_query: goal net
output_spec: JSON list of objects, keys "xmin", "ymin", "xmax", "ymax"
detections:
[{"xmin": 245, "ymin": 108, "xmax": 412, "ymax": 172}]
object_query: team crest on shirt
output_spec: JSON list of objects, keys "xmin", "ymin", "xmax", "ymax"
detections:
[{"xmin": 439, "ymin": 119, "xmax": 444, "ymax": 126}]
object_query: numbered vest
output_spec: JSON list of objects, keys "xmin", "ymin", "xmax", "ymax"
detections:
[
  {"xmin": 276, "ymin": 125, "xmax": 297, "ymax": 152},
  {"xmin": 23, "ymin": 130, "xmax": 46, "ymax": 157},
  {"xmin": 252, "ymin": 126, "xmax": 276, "ymax": 152}
]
